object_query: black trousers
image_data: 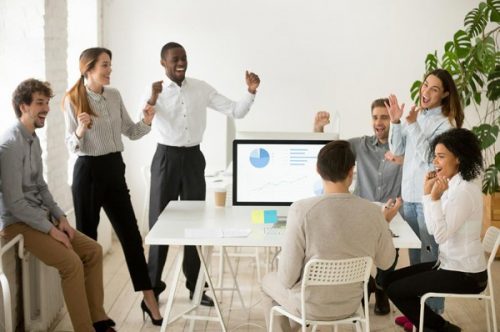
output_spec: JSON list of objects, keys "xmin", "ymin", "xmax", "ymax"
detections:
[
  {"xmin": 384, "ymin": 261, "xmax": 487, "ymax": 330},
  {"xmin": 147, "ymin": 144, "xmax": 206, "ymax": 292},
  {"xmin": 72, "ymin": 152, "xmax": 152, "ymax": 291}
]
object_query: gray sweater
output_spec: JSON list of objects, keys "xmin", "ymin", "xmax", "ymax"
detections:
[{"xmin": 278, "ymin": 193, "xmax": 396, "ymax": 319}]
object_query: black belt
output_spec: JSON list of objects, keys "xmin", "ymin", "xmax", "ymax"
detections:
[{"xmin": 158, "ymin": 143, "xmax": 200, "ymax": 151}]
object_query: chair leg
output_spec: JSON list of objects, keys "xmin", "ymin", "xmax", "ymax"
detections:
[
  {"xmin": 419, "ymin": 297, "xmax": 425, "ymax": 332},
  {"xmin": 485, "ymin": 298, "xmax": 492, "ymax": 332},
  {"xmin": 269, "ymin": 309, "xmax": 275, "ymax": 332},
  {"xmin": 490, "ymin": 297, "xmax": 497, "ymax": 332}
]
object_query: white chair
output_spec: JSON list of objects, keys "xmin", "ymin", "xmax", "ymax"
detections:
[
  {"xmin": 419, "ymin": 226, "xmax": 500, "ymax": 332},
  {"xmin": 270, "ymin": 257, "xmax": 373, "ymax": 332}
]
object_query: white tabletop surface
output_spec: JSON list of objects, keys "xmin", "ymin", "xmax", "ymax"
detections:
[{"xmin": 146, "ymin": 201, "xmax": 421, "ymax": 249}]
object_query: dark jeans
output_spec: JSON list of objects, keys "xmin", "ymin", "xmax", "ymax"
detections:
[
  {"xmin": 147, "ymin": 144, "xmax": 206, "ymax": 292},
  {"xmin": 384, "ymin": 262, "xmax": 487, "ymax": 330},
  {"xmin": 73, "ymin": 152, "xmax": 152, "ymax": 291}
]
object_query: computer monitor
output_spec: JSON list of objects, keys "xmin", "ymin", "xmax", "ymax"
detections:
[{"xmin": 232, "ymin": 139, "xmax": 331, "ymax": 206}]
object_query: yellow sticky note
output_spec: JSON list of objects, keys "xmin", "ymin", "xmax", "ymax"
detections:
[{"xmin": 251, "ymin": 210, "xmax": 264, "ymax": 224}]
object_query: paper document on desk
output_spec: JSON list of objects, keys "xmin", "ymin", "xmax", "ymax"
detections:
[{"xmin": 185, "ymin": 228, "xmax": 251, "ymax": 238}]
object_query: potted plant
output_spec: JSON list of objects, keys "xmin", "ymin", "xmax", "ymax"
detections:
[{"xmin": 409, "ymin": 0, "xmax": 500, "ymax": 231}]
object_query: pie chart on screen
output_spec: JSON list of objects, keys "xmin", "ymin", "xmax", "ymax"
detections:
[{"xmin": 249, "ymin": 148, "xmax": 270, "ymax": 168}]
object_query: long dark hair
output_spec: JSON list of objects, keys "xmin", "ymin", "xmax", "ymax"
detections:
[{"xmin": 422, "ymin": 69, "xmax": 464, "ymax": 128}]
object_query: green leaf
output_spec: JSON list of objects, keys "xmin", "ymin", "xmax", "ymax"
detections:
[
  {"xmin": 495, "ymin": 152, "xmax": 500, "ymax": 168},
  {"xmin": 453, "ymin": 30, "xmax": 471, "ymax": 59},
  {"xmin": 442, "ymin": 51, "xmax": 461, "ymax": 73},
  {"xmin": 486, "ymin": 64, "xmax": 500, "ymax": 101},
  {"xmin": 410, "ymin": 80, "xmax": 421, "ymax": 104},
  {"xmin": 444, "ymin": 41, "xmax": 455, "ymax": 53},
  {"xmin": 473, "ymin": 36, "xmax": 496, "ymax": 73},
  {"xmin": 472, "ymin": 124, "xmax": 499, "ymax": 149},
  {"xmin": 464, "ymin": 3, "xmax": 488, "ymax": 37},
  {"xmin": 486, "ymin": 0, "xmax": 500, "ymax": 22},
  {"xmin": 482, "ymin": 165, "xmax": 499, "ymax": 194},
  {"xmin": 425, "ymin": 52, "xmax": 438, "ymax": 72}
]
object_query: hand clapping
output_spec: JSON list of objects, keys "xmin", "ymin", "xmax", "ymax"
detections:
[
  {"xmin": 385, "ymin": 94, "xmax": 405, "ymax": 124},
  {"xmin": 382, "ymin": 197, "xmax": 403, "ymax": 222},
  {"xmin": 424, "ymin": 171, "xmax": 448, "ymax": 200}
]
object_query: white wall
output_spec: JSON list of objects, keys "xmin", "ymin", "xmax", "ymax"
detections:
[{"xmin": 101, "ymin": 0, "xmax": 481, "ymax": 222}]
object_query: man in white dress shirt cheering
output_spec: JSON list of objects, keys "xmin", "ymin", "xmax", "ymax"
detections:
[{"xmin": 145, "ymin": 41, "xmax": 260, "ymax": 306}]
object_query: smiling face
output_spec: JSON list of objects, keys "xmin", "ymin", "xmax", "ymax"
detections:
[
  {"xmin": 420, "ymin": 74, "xmax": 449, "ymax": 109},
  {"xmin": 371, "ymin": 106, "xmax": 390, "ymax": 143},
  {"xmin": 86, "ymin": 52, "xmax": 112, "ymax": 88},
  {"xmin": 20, "ymin": 92, "xmax": 50, "ymax": 131},
  {"xmin": 161, "ymin": 47, "xmax": 187, "ymax": 85},
  {"xmin": 433, "ymin": 143, "xmax": 460, "ymax": 178}
]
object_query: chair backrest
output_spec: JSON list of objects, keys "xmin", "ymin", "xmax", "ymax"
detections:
[
  {"xmin": 483, "ymin": 226, "xmax": 500, "ymax": 270},
  {"xmin": 300, "ymin": 256, "xmax": 373, "ymax": 324},
  {"xmin": 302, "ymin": 257, "xmax": 373, "ymax": 288}
]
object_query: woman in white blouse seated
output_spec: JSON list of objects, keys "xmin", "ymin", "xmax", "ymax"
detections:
[{"xmin": 384, "ymin": 128, "xmax": 487, "ymax": 332}]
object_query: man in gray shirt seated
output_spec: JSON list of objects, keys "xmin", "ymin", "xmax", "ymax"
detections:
[
  {"xmin": 261, "ymin": 140, "xmax": 400, "ymax": 332},
  {"xmin": 0, "ymin": 79, "xmax": 115, "ymax": 332},
  {"xmin": 314, "ymin": 98, "xmax": 403, "ymax": 314}
]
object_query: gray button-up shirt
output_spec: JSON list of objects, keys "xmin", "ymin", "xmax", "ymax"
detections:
[
  {"xmin": 349, "ymin": 135, "xmax": 402, "ymax": 202},
  {"xmin": 64, "ymin": 87, "xmax": 151, "ymax": 156},
  {"xmin": 0, "ymin": 122, "xmax": 65, "ymax": 233}
]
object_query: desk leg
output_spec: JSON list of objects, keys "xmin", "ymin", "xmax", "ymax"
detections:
[
  {"xmin": 196, "ymin": 245, "xmax": 227, "ymax": 332},
  {"xmin": 160, "ymin": 249, "xmax": 184, "ymax": 332},
  {"xmin": 188, "ymin": 246, "xmax": 209, "ymax": 332},
  {"xmin": 218, "ymin": 245, "xmax": 225, "ymax": 299},
  {"xmin": 222, "ymin": 247, "xmax": 246, "ymax": 310}
]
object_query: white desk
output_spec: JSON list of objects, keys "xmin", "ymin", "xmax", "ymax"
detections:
[{"xmin": 145, "ymin": 200, "xmax": 420, "ymax": 331}]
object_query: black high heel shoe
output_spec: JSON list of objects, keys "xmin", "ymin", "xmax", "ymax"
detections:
[{"xmin": 140, "ymin": 300, "xmax": 163, "ymax": 326}]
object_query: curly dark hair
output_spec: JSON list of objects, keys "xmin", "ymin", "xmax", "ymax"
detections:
[
  {"xmin": 12, "ymin": 79, "xmax": 53, "ymax": 118},
  {"xmin": 317, "ymin": 140, "xmax": 355, "ymax": 182},
  {"xmin": 431, "ymin": 128, "xmax": 483, "ymax": 181}
]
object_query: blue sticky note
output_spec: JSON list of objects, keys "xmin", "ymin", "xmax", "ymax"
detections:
[{"xmin": 264, "ymin": 210, "xmax": 278, "ymax": 224}]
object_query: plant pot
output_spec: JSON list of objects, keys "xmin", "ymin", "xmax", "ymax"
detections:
[{"xmin": 483, "ymin": 192, "xmax": 500, "ymax": 258}]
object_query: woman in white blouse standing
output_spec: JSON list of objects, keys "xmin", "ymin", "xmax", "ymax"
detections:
[
  {"xmin": 384, "ymin": 128, "xmax": 487, "ymax": 332},
  {"xmin": 63, "ymin": 47, "xmax": 162, "ymax": 326}
]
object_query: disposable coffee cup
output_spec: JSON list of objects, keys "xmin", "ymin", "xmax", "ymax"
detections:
[{"xmin": 214, "ymin": 187, "xmax": 227, "ymax": 207}]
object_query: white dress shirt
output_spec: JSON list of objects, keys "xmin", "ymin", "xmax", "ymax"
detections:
[
  {"xmin": 143, "ymin": 77, "xmax": 255, "ymax": 147},
  {"xmin": 389, "ymin": 107, "xmax": 452, "ymax": 202},
  {"xmin": 422, "ymin": 173, "xmax": 487, "ymax": 273}
]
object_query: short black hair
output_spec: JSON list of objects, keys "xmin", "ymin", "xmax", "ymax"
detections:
[
  {"xmin": 12, "ymin": 79, "xmax": 53, "ymax": 118},
  {"xmin": 317, "ymin": 140, "xmax": 355, "ymax": 182},
  {"xmin": 161, "ymin": 42, "xmax": 184, "ymax": 60},
  {"xmin": 431, "ymin": 128, "xmax": 483, "ymax": 181}
]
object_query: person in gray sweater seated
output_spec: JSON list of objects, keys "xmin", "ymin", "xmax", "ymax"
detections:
[{"xmin": 261, "ymin": 140, "xmax": 400, "ymax": 332}]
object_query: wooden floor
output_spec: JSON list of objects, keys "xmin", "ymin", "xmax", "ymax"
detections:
[{"xmin": 50, "ymin": 240, "xmax": 500, "ymax": 332}]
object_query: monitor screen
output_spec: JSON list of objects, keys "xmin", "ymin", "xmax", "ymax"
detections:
[{"xmin": 232, "ymin": 139, "xmax": 330, "ymax": 206}]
